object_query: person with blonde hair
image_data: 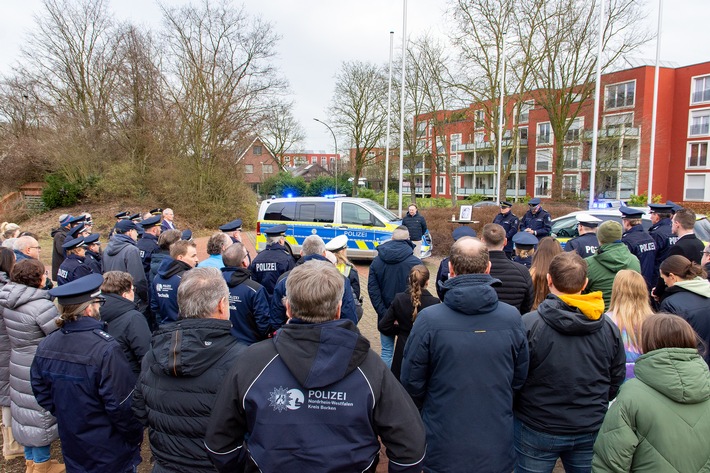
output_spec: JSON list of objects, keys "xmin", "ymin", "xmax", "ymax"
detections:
[
  {"xmin": 529, "ymin": 237, "xmax": 563, "ymax": 310},
  {"xmin": 607, "ymin": 270, "xmax": 654, "ymax": 380},
  {"xmin": 378, "ymin": 264, "xmax": 439, "ymax": 379},
  {"xmin": 1, "ymin": 222, "xmax": 20, "ymax": 246}
]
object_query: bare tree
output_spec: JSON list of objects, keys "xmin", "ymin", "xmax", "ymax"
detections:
[
  {"xmin": 329, "ymin": 60, "xmax": 388, "ymax": 196},
  {"xmin": 261, "ymin": 100, "xmax": 305, "ymax": 169}
]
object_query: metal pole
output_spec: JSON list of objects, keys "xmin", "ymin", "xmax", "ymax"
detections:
[
  {"xmin": 589, "ymin": 0, "xmax": 606, "ymax": 209},
  {"xmin": 398, "ymin": 0, "xmax": 408, "ymax": 218},
  {"xmin": 384, "ymin": 31, "xmax": 395, "ymax": 208},
  {"xmin": 496, "ymin": 33, "xmax": 506, "ymax": 205},
  {"xmin": 313, "ymin": 118, "xmax": 338, "ymax": 194},
  {"xmin": 647, "ymin": 0, "xmax": 663, "ymax": 204}
]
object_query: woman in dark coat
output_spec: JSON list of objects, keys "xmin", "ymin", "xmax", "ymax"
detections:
[{"xmin": 378, "ymin": 265, "xmax": 439, "ymax": 380}]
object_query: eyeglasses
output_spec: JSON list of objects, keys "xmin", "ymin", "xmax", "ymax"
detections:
[
  {"xmin": 92, "ymin": 298, "xmax": 106, "ymax": 306},
  {"xmin": 29, "ymin": 246, "xmax": 41, "ymax": 250}
]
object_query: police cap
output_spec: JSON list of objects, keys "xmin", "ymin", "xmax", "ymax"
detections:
[
  {"xmin": 67, "ymin": 215, "xmax": 86, "ymax": 225},
  {"xmin": 62, "ymin": 236, "xmax": 86, "ymax": 251},
  {"xmin": 452, "ymin": 226, "xmax": 477, "ymax": 241},
  {"xmin": 68, "ymin": 224, "xmax": 86, "ymax": 239},
  {"xmin": 500, "ymin": 201, "xmax": 513, "ymax": 208},
  {"xmin": 666, "ymin": 201, "xmax": 683, "ymax": 214},
  {"xmin": 181, "ymin": 229, "xmax": 193, "ymax": 241},
  {"xmin": 59, "ymin": 214, "xmax": 73, "ymax": 227},
  {"xmin": 528, "ymin": 198, "xmax": 541, "ymax": 206},
  {"xmin": 115, "ymin": 220, "xmax": 138, "ymax": 233},
  {"xmin": 115, "ymin": 211, "xmax": 131, "ymax": 220},
  {"xmin": 149, "ymin": 208, "xmax": 163, "ymax": 216},
  {"xmin": 219, "ymin": 219, "xmax": 243, "ymax": 232},
  {"xmin": 576, "ymin": 214, "xmax": 602, "ymax": 228},
  {"xmin": 49, "ymin": 273, "xmax": 104, "ymax": 306},
  {"xmin": 264, "ymin": 224, "xmax": 288, "ymax": 236},
  {"xmin": 140, "ymin": 215, "xmax": 162, "ymax": 229},
  {"xmin": 83, "ymin": 233, "xmax": 100, "ymax": 245},
  {"xmin": 512, "ymin": 231, "xmax": 538, "ymax": 249},
  {"xmin": 325, "ymin": 234, "xmax": 348, "ymax": 252},
  {"xmin": 648, "ymin": 203, "xmax": 673, "ymax": 214},
  {"xmin": 129, "ymin": 213, "xmax": 142, "ymax": 222},
  {"xmin": 619, "ymin": 206, "xmax": 645, "ymax": 219}
]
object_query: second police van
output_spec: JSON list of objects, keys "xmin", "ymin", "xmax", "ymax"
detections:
[{"xmin": 256, "ymin": 195, "xmax": 432, "ymax": 260}]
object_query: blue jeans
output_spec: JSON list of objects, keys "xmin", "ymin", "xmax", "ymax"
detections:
[
  {"xmin": 24, "ymin": 445, "xmax": 51, "ymax": 463},
  {"xmin": 514, "ymin": 418, "xmax": 597, "ymax": 473},
  {"xmin": 380, "ymin": 334, "xmax": 395, "ymax": 368}
]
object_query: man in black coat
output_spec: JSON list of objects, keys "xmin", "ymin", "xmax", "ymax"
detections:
[
  {"xmin": 482, "ymin": 223, "xmax": 533, "ymax": 314},
  {"xmin": 402, "ymin": 204, "xmax": 428, "ymax": 258},
  {"xmin": 50, "ymin": 214, "xmax": 72, "ymax": 280},
  {"xmin": 620, "ymin": 206, "xmax": 657, "ymax": 291},
  {"xmin": 435, "ymin": 226, "xmax": 477, "ymax": 300},
  {"xmin": 493, "ymin": 201, "xmax": 519, "ymax": 259}
]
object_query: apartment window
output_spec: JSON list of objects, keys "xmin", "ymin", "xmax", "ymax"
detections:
[
  {"xmin": 245, "ymin": 164, "xmax": 254, "ymax": 174},
  {"xmin": 689, "ymin": 109, "xmax": 710, "ymax": 136},
  {"xmin": 474, "ymin": 110, "xmax": 485, "ymax": 128},
  {"xmin": 263, "ymin": 164, "xmax": 273, "ymax": 174},
  {"xmin": 562, "ymin": 175, "xmax": 577, "ymax": 193},
  {"xmin": 536, "ymin": 149, "xmax": 552, "ymax": 172},
  {"xmin": 563, "ymin": 147, "xmax": 581, "ymax": 169},
  {"xmin": 474, "ymin": 132, "xmax": 485, "ymax": 143},
  {"xmin": 518, "ymin": 101, "xmax": 533, "ymax": 123},
  {"xmin": 437, "ymin": 176, "xmax": 446, "ymax": 193},
  {"xmin": 253, "ymin": 145, "xmax": 262, "ymax": 155},
  {"xmin": 416, "ymin": 139, "xmax": 428, "ymax": 154},
  {"xmin": 295, "ymin": 157, "xmax": 307, "ymax": 166},
  {"xmin": 519, "ymin": 127, "xmax": 528, "ymax": 141},
  {"xmin": 321, "ymin": 157, "xmax": 327, "ymax": 167},
  {"xmin": 537, "ymin": 122, "xmax": 553, "ymax": 145},
  {"xmin": 311, "ymin": 156, "xmax": 317, "ymax": 164},
  {"xmin": 605, "ymin": 81, "xmax": 635, "ymax": 109},
  {"xmin": 603, "ymin": 112, "xmax": 634, "ymax": 130},
  {"xmin": 620, "ymin": 171, "xmax": 637, "ymax": 198},
  {"xmin": 685, "ymin": 174, "xmax": 706, "ymax": 200},
  {"xmin": 692, "ymin": 76, "xmax": 710, "ymax": 104},
  {"xmin": 416, "ymin": 120, "xmax": 427, "ymax": 137},
  {"xmin": 451, "ymin": 133, "xmax": 462, "ymax": 152},
  {"xmin": 330, "ymin": 157, "xmax": 335, "ymax": 168},
  {"xmin": 535, "ymin": 175, "xmax": 551, "ymax": 197},
  {"xmin": 688, "ymin": 142, "xmax": 708, "ymax": 167},
  {"xmin": 565, "ymin": 118, "xmax": 583, "ymax": 142}
]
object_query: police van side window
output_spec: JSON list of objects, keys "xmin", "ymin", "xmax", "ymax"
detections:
[
  {"xmin": 264, "ymin": 202, "xmax": 297, "ymax": 221},
  {"xmin": 298, "ymin": 203, "xmax": 335, "ymax": 223},
  {"xmin": 342, "ymin": 203, "xmax": 384, "ymax": 227}
]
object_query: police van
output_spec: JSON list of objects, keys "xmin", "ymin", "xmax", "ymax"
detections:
[{"xmin": 256, "ymin": 196, "xmax": 432, "ymax": 260}]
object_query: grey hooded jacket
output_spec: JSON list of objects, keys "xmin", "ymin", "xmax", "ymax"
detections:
[
  {"xmin": 0, "ymin": 282, "xmax": 60, "ymax": 447},
  {"xmin": 0, "ymin": 271, "xmax": 10, "ymax": 407}
]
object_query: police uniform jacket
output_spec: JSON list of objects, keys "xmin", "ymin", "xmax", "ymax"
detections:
[
  {"xmin": 666, "ymin": 233, "xmax": 705, "ymax": 264},
  {"xmin": 137, "ymin": 233, "xmax": 160, "ymax": 279},
  {"xmin": 622, "ymin": 225, "xmax": 657, "ymax": 289},
  {"xmin": 57, "ymin": 253, "xmax": 94, "ymax": 286},
  {"xmin": 221, "ymin": 266, "xmax": 272, "ymax": 345},
  {"xmin": 100, "ymin": 293, "xmax": 151, "ymax": 375},
  {"xmin": 204, "ymin": 319, "xmax": 426, "ymax": 473},
  {"xmin": 85, "ymin": 249, "xmax": 102, "ymax": 274},
  {"xmin": 435, "ymin": 257, "xmax": 450, "ymax": 300},
  {"xmin": 402, "ymin": 212, "xmax": 428, "ymax": 241},
  {"xmin": 0, "ymin": 282, "xmax": 59, "ymax": 447},
  {"xmin": 520, "ymin": 208, "xmax": 552, "ymax": 238},
  {"xmin": 30, "ymin": 316, "xmax": 142, "ymax": 473},
  {"xmin": 248, "ymin": 243, "xmax": 295, "ymax": 297},
  {"xmin": 151, "ymin": 258, "xmax": 193, "ymax": 325},
  {"xmin": 493, "ymin": 212, "xmax": 519, "ymax": 254},
  {"xmin": 649, "ymin": 218, "xmax": 675, "ymax": 269},
  {"xmin": 564, "ymin": 233, "xmax": 600, "ymax": 259},
  {"xmin": 134, "ymin": 318, "xmax": 241, "ymax": 473},
  {"xmin": 51, "ymin": 226, "xmax": 69, "ymax": 280}
]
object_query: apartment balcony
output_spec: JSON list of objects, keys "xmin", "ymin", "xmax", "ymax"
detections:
[
  {"xmin": 458, "ymin": 138, "xmax": 528, "ymax": 153},
  {"xmin": 402, "ymin": 186, "xmax": 432, "ymax": 195},
  {"xmin": 452, "ymin": 187, "xmax": 527, "ymax": 197},
  {"xmin": 456, "ymin": 164, "xmax": 527, "ymax": 174},
  {"xmin": 582, "ymin": 126, "xmax": 640, "ymax": 140}
]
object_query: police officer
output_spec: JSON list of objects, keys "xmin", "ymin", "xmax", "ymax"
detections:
[
  {"xmin": 493, "ymin": 201, "xmax": 519, "ymax": 259},
  {"xmin": 219, "ymin": 218, "xmax": 244, "ymax": 244},
  {"xmin": 30, "ymin": 274, "xmax": 143, "ymax": 473},
  {"xmin": 109, "ymin": 211, "xmax": 131, "ymax": 240},
  {"xmin": 520, "ymin": 198, "xmax": 552, "ymax": 239},
  {"xmin": 248, "ymin": 224, "xmax": 295, "ymax": 297},
  {"xmin": 648, "ymin": 203, "xmax": 676, "ymax": 289},
  {"xmin": 84, "ymin": 233, "xmax": 103, "ymax": 274},
  {"xmin": 620, "ymin": 206, "xmax": 657, "ymax": 291},
  {"xmin": 137, "ymin": 215, "xmax": 162, "ymax": 281},
  {"xmin": 564, "ymin": 214, "xmax": 601, "ymax": 258},
  {"xmin": 512, "ymin": 231, "xmax": 538, "ymax": 268},
  {"xmin": 57, "ymin": 236, "xmax": 95, "ymax": 285}
]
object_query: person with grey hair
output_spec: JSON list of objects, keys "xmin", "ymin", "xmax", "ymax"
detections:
[
  {"xmin": 134, "ymin": 267, "xmax": 241, "ymax": 473},
  {"xmin": 205, "ymin": 261, "xmax": 426, "ymax": 473},
  {"xmin": 269, "ymin": 235, "xmax": 359, "ymax": 330},
  {"xmin": 199, "ymin": 233, "xmax": 232, "ymax": 270},
  {"xmin": 160, "ymin": 208, "xmax": 177, "ymax": 232},
  {"xmin": 13, "ymin": 236, "xmax": 53, "ymax": 290},
  {"xmin": 368, "ymin": 225, "xmax": 421, "ymax": 367}
]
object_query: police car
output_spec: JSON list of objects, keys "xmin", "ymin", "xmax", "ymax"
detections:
[{"xmin": 256, "ymin": 196, "xmax": 432, "ymax": 260}]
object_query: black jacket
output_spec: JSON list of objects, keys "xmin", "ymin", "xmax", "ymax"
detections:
[
  {"xmin": 659, "ymin": 279, "xmax": 710, "ymax": 364},
  {"xmin": 667, "ymin": 233, "xmax": 705, "ymax": 264},
  {"xmin": 51, "ymin": 226, "xmax": 69, "ymax": 280},
  {"xmin": 378, "ymin": 288, "xmax": 439, "ymax": 380},
  {"xmin": 134, "ymin": 318, "xmax": 241, "ymax": 473},
  {"xmin": 489, "ymin": 250, "xmax": 533, "ymax": 314},
  {"xmin": 368, "ymin": 240, "xmax": 421, "ymax": 320},
  {"xmin": 100, "ymin": 293, "xmax": 151, "ymax": 374},
  {"xmin": 402, "ymin": 212, "xmax": 428, "ymax": 241},
  {"xmin": 516, "ymin": 295, "xmax": 625, "ymax": 435}
]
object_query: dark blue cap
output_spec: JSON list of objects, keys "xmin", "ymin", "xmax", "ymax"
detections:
[
  {"xmin": 181, "ymin": 229, "xmax": 193, "ymax": 241},
  {"xmin": 500, "ymin": 201, "xmax": 513, "ymax": 208},
  {"xmin": 49, "ymin": 273, "xmax": 104, "ymax": 306},
  {"xmin": 84, "ymin": 233, "xmax": 100, "ymax": 245},
  {"xmin": 68, "ymin": 215, "xmax": 86, "ymax": 225},
  {"xmin": 528, "ymin": 198, "xmax": 541, "ymax": 206},
  {"xmin": 129, "ymin": 213, "xmax": 141, "ymax": 222},
  {"xmin": 666, "ymin": 201, "xmax": 683, "ymax": 213},
  {"xmin": 264, "ymin": 224, "xmax": 288, "ymax": 236},
  {"xmin": 140, "ymin": 215, "xmax": 162, "ymax": 228},
  {"xmin": 149, "ymin": 208, "xmax": 163, "ymax": 215},
  {"xmin": 619, "ymin": 206, "xmax": 645, "ymax": 219},
  {"xmin": 648, "ymin": 203, "xmax": 673, "ymax": 214},
  {"xmin": 68, "ymin": 224, "xmax": 86, "ymax": 238},
  {"xmin": 219, "ymin": 219, "xmax": 243, "ymax": 232},
  {"xmin": 115, "ymin": 211, "xmax": 131, "ymax": 220},
  {"xmin": 62, "ymin": 236, "xmax": 86, "ymax": 250},
  {"xmin": 452, "ymin": 226, "xmax": 477, "ymax": 241},
  {"xmin": 513, "ymin": 231, "xmax": 538, "ymax": 249},
  {"xmin": 115, "ymin": 220, "xmax": 138, "ymax": 233}
]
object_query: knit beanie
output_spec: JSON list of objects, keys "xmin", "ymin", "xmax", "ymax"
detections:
[{"xmin": 597, "ymin": 220, "xmax": 622, "ymax": 245}]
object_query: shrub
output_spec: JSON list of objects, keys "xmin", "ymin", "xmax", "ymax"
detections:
[
  {"xmin": 42, "ymin": 173, "xmax": 88, "ymax": 209},
  {"xmin": 627, "ymin": 192, "xmax": 663, "ymax": 206},
  {"xmin": 261, "ymin": 173, "xmax": 308, "ymax": 198}
]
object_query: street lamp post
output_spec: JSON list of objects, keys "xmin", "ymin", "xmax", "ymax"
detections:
[{"xmin": 314, "ymin": 118, "xmax": 339, "ymax": 194}]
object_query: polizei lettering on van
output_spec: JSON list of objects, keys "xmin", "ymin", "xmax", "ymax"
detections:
[{"xmin": 308, "ymin": 390, "xmax": 347, "ymax": 401}]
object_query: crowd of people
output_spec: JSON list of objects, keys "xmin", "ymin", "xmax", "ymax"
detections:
[{"xmin": 0, "ymin": 199, "xmax": 708, "ymax": 473}]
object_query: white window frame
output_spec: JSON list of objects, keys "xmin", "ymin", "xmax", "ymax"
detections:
[
  {"xmin": 563, "ymin": 146, "xmax": 581, "ymax": 169},
  {"xmin": 564, "ymin": 118, "xmax": 584, "ymax": 142},
  {"xmin": 687, "ymin": 141, "xmax": 709, "ymax": 168},
  {"xmin": 603, "ymin": 112, "xmax": 634, "ymax": 129},
  {"xmin": 562, "ymin": 174, "xmax": 579, "ymax": 193},
  {"xmin": 605, "ymin": 80, "xmax": 636, "ymax": 110},
  {"xmin": 691, "ymin": 74, "xmax": 710, "ymax": 105},
  {"xmin": 474, "ymin": 110, "xmax": 485, "ymax": 128},
  {"xmin": 262, "ymin": 164, "xmax": 273, "ymax": 174},
  {"xmin": 535, "ymin": 175, "xmax": 552, "ymax": 198},
  {"xmin": 689, "ymin": 109, "xmax": 710, "ymax": 137},
  {"xmin": 537, "ymin": 122, "xmax": 553, "ymax": 146},
  {"xmin": 518, "ymin": 126, "xmax": 528, "ymax": 142},
  {"xmin": 450, "ymin": 133, "xmax": 462, "ymax": 152},
  {"xmin": 536, "ymin": 149, "xmax": 552, "ymax": 172},
  {"xmin": 473, "ymin": 132, "xmax": 485, "ymax": 143},
  {"xmin": 437, "ymin": 175, "xmax": 446, "ymax": 194},
  {"xmin": 518, "ymin": 101, "xmax": 533, "ymax": 123},
  {"xmin": 684, "ymin": 173, "xmax": 708, "ymax": 201},
  {"xmin": 245, "ymin": 164, "xmax": 254, "ymax": 174}
]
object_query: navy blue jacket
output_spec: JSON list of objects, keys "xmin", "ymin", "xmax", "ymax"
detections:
[
  {"xmin": 150, "ymin": 251, "xmax": 170, "ymax": 282},
  {"xmin": 30, "ymin": 317, "xmax": 142, "ymax": 473},
  {"xmin": 204, "ymin": 319, "xmax": 426, "ymax": 473},
  {"xmin": 222, "ymin": 267, "xmax": 272, "ymax": 344},
  {"xmin": 85, "ymin": 250, "xmax": 102, "ymax": 274},
  {"xmin": 649, "ymin": 218, "xmax": 675, "ymax": 267},
  {"xmin": 435, "ymin": 257, "xmax": 450, "ymax": 300},
  {"xmin": 248, "ymin": 243, "xmax": 295, "ymax": 297},
  {"xmin": 368, "ymin": 240, "xmax": 421, "ymax": 321},
  {"xmin": 520, "ymin": 208, "xmax": 552, "ymax": 238},
  {"xmin": 137, "ymin": 234, "xmax": 160, "ymax": 280},
  {"xmin": 57, "ymin": 253, "xmax": 94, "ymax": 285},
  {"xmin": 622, "ymin": 225, "xmax": 657, "ymax": 290},
  {"xmin": 564, "ymin": 232, "xmax": 600, "ymax": 259},
  {"xmin": 270, "ymin": 255, "xmax": 359, "ymax": 330},
  {"xmin": 493, "ymin": 211, "xmax": 519, "ymax": 254},
  {"xmin": 151, "ymin": 259, "xmax": 192, "ymax": 325},
  {"xmin": 402, "ymin": 212, "xmax": 428, "ymax": 241},
  {"xmin": 400, "ymin": 274, "xmax": 529, "ymax": 473}
]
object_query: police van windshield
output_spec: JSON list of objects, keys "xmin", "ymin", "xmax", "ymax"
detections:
[{"xmin": 361, "ymin": 200, "xmax": 399, "ymax": 222}]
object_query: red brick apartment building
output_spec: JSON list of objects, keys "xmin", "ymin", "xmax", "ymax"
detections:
[{"xmin": 414, "ymin": 61, "xmax": 710, "ymax": 203}]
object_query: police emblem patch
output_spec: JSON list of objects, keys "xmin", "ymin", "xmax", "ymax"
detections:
[{"xmin": 268, "ymin": 387, "xmax": 304, "ymax": 412}]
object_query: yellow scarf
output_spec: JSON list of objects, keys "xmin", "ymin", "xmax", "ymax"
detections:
[{"xmin": 557, "ymin": 291, "xmax": 605, "ymax": 320}]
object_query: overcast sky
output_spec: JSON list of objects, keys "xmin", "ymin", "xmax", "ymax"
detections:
[{"xmin": 1, "ymin": 0, "xmax": 708, "ymax": 152}]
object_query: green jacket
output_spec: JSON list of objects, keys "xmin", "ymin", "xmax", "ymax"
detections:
[
  {"xmin": 592, "ymin": 348, "xmax": 710, "ymax": 472},
  {"xmin": 585, "ymin": 243, "xmax": 641, "ymax": 311}
]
